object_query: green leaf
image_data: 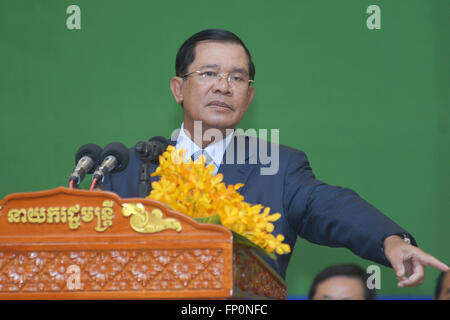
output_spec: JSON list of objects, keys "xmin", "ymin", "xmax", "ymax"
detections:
[
  {"xmin": 194, "ymin": 214, "xmax": 223, "ymax": 225},
  {"xmin": 231, "ymin": 231, "xmax": 277, "ymax": 261},
  {"xmin": 194, "ymin": 214, "xmax": 277, "ymax": 262}
]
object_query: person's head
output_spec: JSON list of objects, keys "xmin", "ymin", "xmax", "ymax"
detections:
[
  {"xmin": 434, "ymin": 270, "xmax": 450, "ymax": 300},
  {"xmin": 170, "ymin": 29, "xmax": 255, "ymax": 139},
  {"xmin": 308, "ymin": 264, "xmax": 377, "ymax": 300}
]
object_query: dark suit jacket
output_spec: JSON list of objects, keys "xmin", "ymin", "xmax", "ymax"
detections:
[{"xmin": 103, "ymin": 134, "xmax": 416, "ymax": 279}]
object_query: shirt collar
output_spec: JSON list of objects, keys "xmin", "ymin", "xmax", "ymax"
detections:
[{"xmin": 175, "ymin": 122, "xmax": 234, "ymax": 167}]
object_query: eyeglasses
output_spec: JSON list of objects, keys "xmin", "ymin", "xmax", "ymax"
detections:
[{"xmin": 181, "ymin": 70, "xmax": 254, "ymax": 88}]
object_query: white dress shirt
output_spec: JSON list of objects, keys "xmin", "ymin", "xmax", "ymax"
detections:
[{"xmin": 175, "ymin": 122, "xmax": 234, "ymax": 174}]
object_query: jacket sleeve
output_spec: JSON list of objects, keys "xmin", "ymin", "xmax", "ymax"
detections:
[{"xmin": 283, "ymin": 149, "xmax": 417, "ymax": 268}]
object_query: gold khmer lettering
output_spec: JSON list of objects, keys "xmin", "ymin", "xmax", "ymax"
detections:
[
  {"xmin": 7, "ymin": 208, "xmax": 27, "ymax": 223},
  {"xmin": 68, "ymin": 204, "xmax": 81, "ymax": 230},
  {"xmin": 6, "ymin": 202, "xmax": 114, "ymax": 232},
  {"xmin": 94, "ymin": 201, "xmax": 114, "ymax": 232},
  {"xmin": 28, "ymin": 207, "xmax": 46, "ymax": 224}
]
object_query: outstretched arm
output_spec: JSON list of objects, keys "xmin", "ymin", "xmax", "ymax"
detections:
[
  {"xmin": 383, "ymin": 235, "xmax": 449, "ymax": 287},
  {"xmin": 284, "ymin": 149, "xmax": 448, "ymax": 287}
]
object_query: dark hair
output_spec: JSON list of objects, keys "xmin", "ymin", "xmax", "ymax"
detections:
[
  {"xmin": 308, "ymin": 264, "xmax": 377, "ymax": 300},
  {"xmin": 434, "ymin": 271, "xmax": 448, "ymax": 299},
  {"xmin": 175, "ymin": 29, "xmax": 255, "ymax": 81}
]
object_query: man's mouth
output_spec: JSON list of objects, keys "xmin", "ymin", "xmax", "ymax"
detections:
[{"xmin": 206, "ymin": 101, "xmax": 233, "ymax": 110}]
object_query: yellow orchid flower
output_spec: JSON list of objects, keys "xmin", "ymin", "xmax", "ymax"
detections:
[{"xmin": 147, "ymin": 145, "xmax": 291, "ymax": 255}]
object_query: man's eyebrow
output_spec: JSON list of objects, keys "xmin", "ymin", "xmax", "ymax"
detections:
[
  {"xmin": 230, "ymin": 67, "xmax": 249, "ymax": 75},
  {"xmin": 199, "ymin": 64, "xmax": 220, "ymax": 70},
  {"xmin": 198, "ymin": 64, "xmax": 249, "ymax": 74}
]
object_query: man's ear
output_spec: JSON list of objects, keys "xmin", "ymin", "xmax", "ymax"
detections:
[
  {"xmin": 246, "ymin": 85, "xmax": 255, "ymax": 108},
  {"xmin": 170, "ymin": 77, "xmax": 184, "ymax": 104}
]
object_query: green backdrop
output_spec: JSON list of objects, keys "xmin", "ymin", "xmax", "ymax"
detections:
[{"xmin": 1, "ymin": 0, "xmax": 448, "ymax": 298}]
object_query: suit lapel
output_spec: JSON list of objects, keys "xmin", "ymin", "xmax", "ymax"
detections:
[
  {"xmin": 167, "ymin": 131, "xmax": 258, "ymax": 193},
  {"xmin": 218, "ymin": 134, "xmax": 257, "ymax": 193}
]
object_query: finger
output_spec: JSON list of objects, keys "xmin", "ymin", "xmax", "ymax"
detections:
[
  {"xmin": 398, "ymin": 264, "xmax": 425, "ymax": 288},
  {"xmin": 390, "ymin": 258, "xmax": 406, "ymax": 278},
  {"xmin": 417, "ymin": 252, "xmax": 449, "ymax": 272}
]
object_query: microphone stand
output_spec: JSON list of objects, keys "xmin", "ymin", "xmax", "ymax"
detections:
[
  {"xmin": 134, "ymin": 137, "xmax": 170, "ymax": 198},
  {"xmin": 137, "ymin": 161, "xmax": 151, "ymax": 198},
  {"xmin": 134, "ymin": 141, "xmax": 156, "ymax": 198}
]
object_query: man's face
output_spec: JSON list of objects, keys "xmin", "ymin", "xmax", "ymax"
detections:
[
  {"xmin": 171, "ymin": 41, "xmax": 255, "ymax": 135},
  {"xmin": 312, "ymin": 276, "xmax": 366, "ymax": 300},
  {"xmin": 438, "ymin": 272, "xmax": 450, "ymax": 300}
]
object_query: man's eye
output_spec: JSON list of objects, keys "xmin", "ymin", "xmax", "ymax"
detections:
[
  {"xmin": 230, "ymin": 75, "xmax": 244, "ymax": 82},
  {"xmin": 201, "ymin": 71, "xmax": 217, "ymax": 78}
]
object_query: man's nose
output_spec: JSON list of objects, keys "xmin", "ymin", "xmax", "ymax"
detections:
[{"xmin": 212, "ymin": 75, "xmax": 232, "ymax": 95}]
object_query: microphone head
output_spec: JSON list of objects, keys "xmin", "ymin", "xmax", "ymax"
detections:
[
  {"xmin": 134, "ymin": 136, "xmax": 170, "ymax": 163},
  {"xmin": 149, "ymin": 136, "xmax": 170, "ymax": 147},
  {"xmin": 148, "ymin": 136, "xmax": 170, "ymax": 164},
  {"xmin": 101, "ymin": 142, "xmax": 130, "ymax": 173},
  {"xmin": 75, "ymin": 144, "xmax": 103, "ymax": 174}
]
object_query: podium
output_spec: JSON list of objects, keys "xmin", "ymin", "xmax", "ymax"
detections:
[{"xmin": 0, "ymin": 187, "xmax": 286, "ymax": 299}]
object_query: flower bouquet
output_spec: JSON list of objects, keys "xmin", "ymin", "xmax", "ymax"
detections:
[{"xmin": 147, "ymin": 146, "xmax": 291, "ymax": 260}]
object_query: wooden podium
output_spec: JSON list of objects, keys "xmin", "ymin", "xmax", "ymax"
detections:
[{"xmin": 0, "ymin": 187, "xmax": 286, "ymax": 299}]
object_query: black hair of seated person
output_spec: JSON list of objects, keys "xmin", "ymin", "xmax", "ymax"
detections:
[
  {"xmin": 434, "ymin": 271, "xmax": 448, "ymax": 299},
  {"xmin": 175, "ymin": 28, "xmax": 255, "ymax": 81},
  {"xmin": 308, "ymin": 263, "xmax": 377, "ymax": 300}
]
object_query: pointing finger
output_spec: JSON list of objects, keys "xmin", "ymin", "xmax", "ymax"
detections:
[{"xmin": 417, "ymin": 252, "xmax": 449, "ymax": 272}]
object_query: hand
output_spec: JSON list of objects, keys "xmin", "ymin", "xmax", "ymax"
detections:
[{"xmin": 383, "ymin": 235, "xmax": 449, "ymax": 288}]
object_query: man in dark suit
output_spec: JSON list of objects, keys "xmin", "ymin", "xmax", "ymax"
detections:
[{"xmin": 104, "ymin": 29, "xmax": 449, "ymax": 284}]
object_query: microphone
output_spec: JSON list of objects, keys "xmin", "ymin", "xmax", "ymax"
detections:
[
  {"xmin": 134, "ymin": 136, "xmax": 170, "ymax": 164},
  {"xmin": 69, "ymin": 144, "xmax": 103, "ymax": 187},
  {"xmin": 92, "ymin": 142, "xmax": 130, "ymax": 185},
  {"xmin": 135, "ymin": 136, "xmax": 170, "ymax": 197}
]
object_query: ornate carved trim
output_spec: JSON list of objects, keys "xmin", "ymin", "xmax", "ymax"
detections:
[
  {"xmin": 122, "ymin": 203, "xmax": 182, "ymax": 234},
  {"xmin": 233, "ymin": 245, "xmax": 287, "ymax": 300},
  {"xmin": 0, "ymin": 249, "xmax": 224, "ymax": 294}
]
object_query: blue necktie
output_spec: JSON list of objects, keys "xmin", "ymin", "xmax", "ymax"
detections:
[{"xmin": 191, "ymin": 150, "xmax": 217, "ymax": 173}]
